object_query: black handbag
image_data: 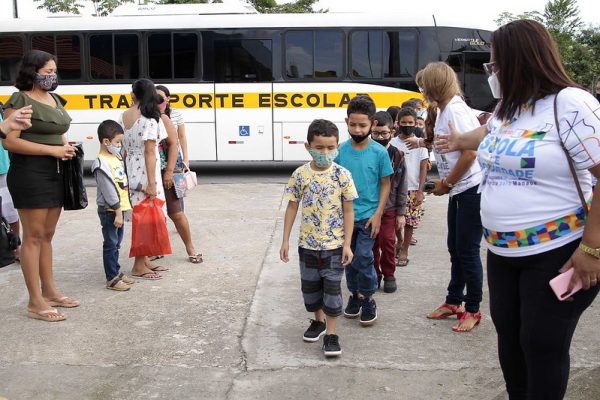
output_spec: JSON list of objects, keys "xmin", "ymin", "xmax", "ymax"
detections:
[{"xmin": 62, "ymin": 143, "xmax": 88, "ymax": 211}]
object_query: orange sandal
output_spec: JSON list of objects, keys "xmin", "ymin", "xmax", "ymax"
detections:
[
  {"xmin": 452, "ymin": 311, "xmax": 482, "ymax": 332},
  {"xmin": 426, "ymin": 303, "xmax": 465, "ymax": 320}
]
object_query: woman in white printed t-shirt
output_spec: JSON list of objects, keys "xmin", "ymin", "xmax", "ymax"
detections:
[
  {"xmin": 415, "ymin": 62, "xmax": 485, "ymax": 334},
  {"xmin": 437, "ymin": 20, "xmax": 600, "ymax": 400}
]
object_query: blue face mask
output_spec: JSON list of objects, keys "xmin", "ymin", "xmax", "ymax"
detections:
[
  {"xmin": 107, "ymin": 143, "xmax": 122, "ymax": 156},
  {"xmin": 308, "ymin": 149, "xmax": 338, "ymax": 168}
]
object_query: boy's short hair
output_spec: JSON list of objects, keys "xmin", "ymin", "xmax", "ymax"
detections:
[
  {"xmin": 97, "ymin": 119, "xmax": 124, "ymax": 142},
  {"xmin": 347, "ymin": 95, "xmax": 376, "ymax": 119},
  {"xmin": 373, "ymin": 111, "xmax": 393, "ymax": 128},
  {"xmin": 386, "ymin": 106, "xmax": 401, "ymax": 123},
  {"xmin": 307, "ymin": 119, "xmax": 339, "ymax": 144},
  {"xmin": 397, "ymin": 107, "xmax": 417, "ymax": 122},
  {"xmin": 401, "ymin": 99, "xmax": 418, "ymax": 110}
]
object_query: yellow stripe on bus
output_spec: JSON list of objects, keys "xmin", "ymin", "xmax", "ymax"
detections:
[{"xmin": 1, "ymin": 91, "xmax": 421, "ymax": 111}]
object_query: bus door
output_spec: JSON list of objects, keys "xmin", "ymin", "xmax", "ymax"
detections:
[
  {"xmin": 446, "ymin": 52, "xmax": 494, "ymax": 111},
  {"xmin": 214, "ymin": 39, "xmax": 274, "ymax": 161}
]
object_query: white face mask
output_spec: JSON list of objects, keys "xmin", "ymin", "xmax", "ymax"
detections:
[{"xmin": 488, "ymin": 72, "xmax": 502, "ymax": 99}]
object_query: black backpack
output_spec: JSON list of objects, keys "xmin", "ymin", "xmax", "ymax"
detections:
[{"xmin": 0, "ymin": 197, "xmax": 19, "ymax": 268}]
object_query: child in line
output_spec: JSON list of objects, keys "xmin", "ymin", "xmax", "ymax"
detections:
[
  {"xmin": 391, "ymin": 107, "xmax": 429, "ymax": 267},
  {"xmin": 335, "ymin": 95, "xmax": 393, "ymax": 326},
  {"xmin": 280, "ymin": 119, "xmax": 357, "ymax": 357},
  {"xmin": 92, "ymin": 120, "xmax": 135, "ymax": 291},
  {"xmin": 371, "ymin": 111, "xmax": 408, "ymax": 293}
]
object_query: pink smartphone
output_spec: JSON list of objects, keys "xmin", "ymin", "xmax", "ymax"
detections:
[{"xmin": 549, "ymin": 268, "xmax": 583, "ymax": 301}]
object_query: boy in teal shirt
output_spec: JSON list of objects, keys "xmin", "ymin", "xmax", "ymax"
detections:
[{"xmin": 335, "ymin": 95, "xmax": 393, "ymax": 326}]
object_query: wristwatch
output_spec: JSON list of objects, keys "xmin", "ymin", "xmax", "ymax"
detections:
[
  {"xmin": 442, "ymin": 178, "xmax": 455, "ymax": 188},
  {"xmin": 579, "ymin": 243, "xmax": 600, "ymax": 259}
]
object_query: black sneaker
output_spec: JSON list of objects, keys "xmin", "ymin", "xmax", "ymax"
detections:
[
  {"xmin": 322, "ymin": 334, "xmax": 342, "ymax": 357},
  {"xmin": 302, "ymin": 319, "xmax": 326, "ymax": 342},
  {"xmin": 383, "ymin": 277, "xmax": 397, "ymax": 293},
  {"xmin": 360, "ymin": 297, "xmax": 378, "ymax": 326},
  {"xmin": 343, "ymin": 294, "xmax": 361, "ymax": 318}
]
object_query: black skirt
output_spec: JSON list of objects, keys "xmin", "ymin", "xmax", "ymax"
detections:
[{"xmin": 7, "ymin": 153, "xmax": 64, "ymax": 209}]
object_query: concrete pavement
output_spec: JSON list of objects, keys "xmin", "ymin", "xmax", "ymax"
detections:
[{"xmin": 0, "ymin": 180, "xmax": 598, "ymax": 399}]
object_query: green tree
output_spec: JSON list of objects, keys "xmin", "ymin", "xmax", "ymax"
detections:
[
  {"xmin": 34, "ymin": 0, "xmax": 133, "ymax": 16},
  {"xmin": 495, "ymin": 0, "xmax": 599, "ymax": 87},
  {"xmin": 251, "ymin": 0, "xmax": 323, "ymax": 13}
]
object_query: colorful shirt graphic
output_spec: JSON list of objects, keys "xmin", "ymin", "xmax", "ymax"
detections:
[
  {"xmin": 478, "ymin": 87, "xmax": 600, "ymax": 257},
  {"xmin": 98, "ymin": 154, "xmax": 132, "ymax": 212},
  {"xmin": 285, "ymin": 162, "xmax": 358, "ymax": 250}
]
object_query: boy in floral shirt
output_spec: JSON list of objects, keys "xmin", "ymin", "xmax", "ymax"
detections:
[{"xmin": 280, "ymin": 119, "xmax": 357, "ymax": 357}]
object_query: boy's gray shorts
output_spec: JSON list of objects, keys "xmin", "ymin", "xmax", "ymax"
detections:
[{"xmin": 298, "ymin": 247, "xmax": 344, "ymax": 317}]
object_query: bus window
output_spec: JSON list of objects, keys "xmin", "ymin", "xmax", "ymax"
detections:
[
  {"xmin": 285, "ymin": 31, "xmax": 312, "ymax": 79},
  {"xmin": 90, "ymin": 34, "xmax": 139, "ymax": 80},
  {"xmin": 174, "ymin": 33, "xmax": 198, "ymax": 79},
  {"xmin": 352, "ymin": 30, "xmax": 417, "ymax": 79},
  {"xmin": 351, "ymin": 31, "xmax": 383, "ymax": 79},
  {"xmin": 384, "ymin": 30, "xmax": 417, "ymax": 78},
  {"xmin": 148, "ymin": 33, "xmax": 171, "ymax": 79},
  {"xmin": 315, "ymin": 31, "xmax": 344, "ymax": 78},
  {"xmin": 0, "ymin": 36, "xmax": 23, "ymax": 83},
  {"xmin": 285, "ymin": 30, "xmax": 344, "ymax": 79},
  {"xmin": 148, "ymin": 32, "xmax": 198, "ymax": 80},
  {"xmin": 32, "ymin": 35, "xmax": 82, "ymax": 80},
  {"xmin": 214, "ymin": 39, "xmax": 272, "ymax": 83}
]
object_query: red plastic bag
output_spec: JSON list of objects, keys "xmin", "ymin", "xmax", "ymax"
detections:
[{"xmin": 129, "ymin": 197, "xmax": 172, "ymax": 258}]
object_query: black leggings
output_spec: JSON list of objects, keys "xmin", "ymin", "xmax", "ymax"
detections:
[{"xmin": 487, "ymin": 239, "xmax": 599, "ymax": 400}]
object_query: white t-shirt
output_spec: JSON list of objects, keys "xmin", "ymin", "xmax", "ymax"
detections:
[
  {"xmin": 478, "ymin": 87, "xmax": 600, "ymax": 257},
  {"xmin": 391, "ymin": 137, "xmax": 429, "ymax": 191},
  {"xmin": 433, "ymin": 96, "xmax": 482, "ymax": 196}
]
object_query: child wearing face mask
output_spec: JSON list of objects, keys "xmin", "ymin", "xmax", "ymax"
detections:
[
  {"xmin": 371, "ymin": 111, "xmax": 408, "ymax": 293},
  {"xmin": 280, "ymin": 119, "xmax": 357, "ymax": 357},
  {"xmin": 91, "ymin": 120, "xmax": 135, "ymax": 291},
  {"xmin": 391, "ymin": 107, "xmax": 429, "ymax": 267}
]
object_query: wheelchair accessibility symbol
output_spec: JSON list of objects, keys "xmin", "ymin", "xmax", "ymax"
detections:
[{"xmin": 239, "ymin": 126, "xmax": 250, "ymax": 136}]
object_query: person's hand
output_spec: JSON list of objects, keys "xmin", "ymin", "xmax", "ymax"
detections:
[
  {"xmin": 114, "ymin": 212, "xmax": 124, "ymax": 228},
  {"xmin": 0, "ymin": 105, "xmax": 33, "ymax": 135},
  {"xmin": 403, "ymin": 136, "xmax": 420, "ymax": 150},
  {"xmin": 280, "ymin": 241, "xmax": 289, "ymax": 263},
  {"xmin": 396, "ymin": 215, "xmax": 406, "ymax": 231},
  {"xmin": 144, "ymin": 182, "xmax": 157, "ymax": 198},
  {"xmin": 342, "ymin": 245, "xmax": 353, "ymax": 266},
  {"xmin": 559, "ymin": 247, "xmax": 600, "ymax": 294},
  {"xmin": 53, "ymin": 144, "xmax": 76, "ymax": 160},
  {"xmin": 415, "ymin": 190, "xmax": 425, "ymax": 206},
  {"xmin": 366, "ymin": 212, "xmax": 382, "ymax": 238},
  {"xmin": 430, "ymin": 179, "xmax": 450, "ymax": 196},
  {"xmin": 163, "ymin": 170, "xmax": 174, "ymax": 190},
  {"xmin": 434, "ymin": 121, "xmax": 461, "ymax": 154}
]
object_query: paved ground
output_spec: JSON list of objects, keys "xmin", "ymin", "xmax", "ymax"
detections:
[{"xmin": 0, "ymin": 173, "xmax": 598, "ymax": 399}]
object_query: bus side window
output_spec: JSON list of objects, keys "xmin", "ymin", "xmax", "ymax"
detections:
[
  {"xmin": 0, "ymin": 36, "xmax": 24, "ymax": 83},
  {"xmin": 32, "ymin": 34, "xmax": 82, "ymax": 81},
  {"xmin": 148, "ymin": 32, "xmax": 199, "ymax": 80},
  {"xmin": 90, "ymin": 33, "xmax": 139, "ymax": 80},
  {"xmin": 285, "ymin": 30, "xmax": 344, "ymax": 79}
]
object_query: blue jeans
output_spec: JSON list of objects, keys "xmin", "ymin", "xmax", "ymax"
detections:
[
  {"xmin": 445, "ymin": 186, "xmax": 483, "ymax": 313},
  {"xmin": 346, "ymin": 219, "xmax": 378, "ymax": 297},
  {"xmin": 98, "ymin": 210, "xmax": 124, "ymax": 281}
]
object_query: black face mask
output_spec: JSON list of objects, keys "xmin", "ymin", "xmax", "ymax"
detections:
[
  {"xmin": 413, "ymin": 127, "xmax": 424, "ymax": 138},
  {"xmin": 596, "ymin": 93, "xmax": 600, "ymax": 102},
  {"xmin": 349, "ymin": 132, "xmax": 371, "ymax": 143},
  {"xmin": 398, "ymin": 125, "xmax": 415, "ymax": 136},
  {"xmin": 373, "ymin": 138, "xmax": 390, "ymax": 147}
]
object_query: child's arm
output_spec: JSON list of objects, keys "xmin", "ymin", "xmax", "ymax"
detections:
[
  {"xmin": 114, "ymin": 208, "xmax": 124, "ymax": 228},
  {"xmin": 395, "ymin": 159, "xmax": 408, "ymax": 231},
  {"xmin": 415, "ymin": 158, "xmax": 428, "ymax": 205},
  {"xmin": 366, "ymin": 175, "xmax": 391, "ymax": 238},
  {"xmin": 280, "ymin": 201, "xmax": 299, "ymax": 263},
  {"xmin": 342, "ymin": 200, "xmax": 354, "ymax": 266}
]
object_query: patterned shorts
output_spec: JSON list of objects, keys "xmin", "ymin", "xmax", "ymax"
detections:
[
  {"xmin": 298, "ymin": 247, "xmax": 344, "ymax": 317},
  {"xmin": 404, "ymin": 190, "xmax": 425, "ymax": 227}
]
